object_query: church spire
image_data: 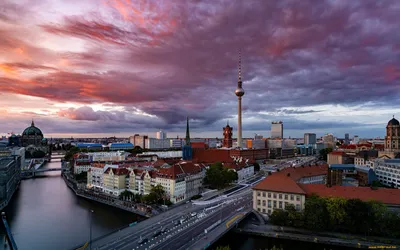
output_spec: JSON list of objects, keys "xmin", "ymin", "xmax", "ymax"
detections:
[
  {"xmin": 31, "ymin": 119, "xmax": 35, "ymax": 127},
  {"xmin": 185, "ymin": 117, "xmax": 190, "ymax": 146}
]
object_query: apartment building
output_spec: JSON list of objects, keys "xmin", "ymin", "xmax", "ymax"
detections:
[
  {"xmin": 102, "ymin": 168, "xmax": 129, "ymax": 196},
  {"xmin": 128, "ymin": 169, "xmax": 157, "ymax": 195},
  {"xmin": 156, "ymin": 162, "xmax": 206, "ymax": 203},
  {"xmin": 354, "ymin": 150, "xmax": 378, "ymax": 167}
]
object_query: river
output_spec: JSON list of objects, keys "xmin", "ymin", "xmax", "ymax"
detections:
[
  {"xmin": 0, "ymin": 159, "xmax": 138, "ymax": 250},
  {"xmin": 0, "ymin": 159, "xmax": 357, "ymax": 250}
]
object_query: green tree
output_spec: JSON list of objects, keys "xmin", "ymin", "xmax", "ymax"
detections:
[
  {"xmin": 303, "ymin": 195, "xmax": 329, "ymax": 231},
  {"xmin": 324, "ymin": 197, "xmax": 348, "ymax": 230},
  {"xmin": 74, "ymin": 171, "xmax": 87, "ymax": 182},
  {"xmin": 285, "ymin": 204, "xmax": 304, "ymax": 228},
  {"xmin": 319, "ymin": 148, "xmax": 333, "ymax": 161},
  {"xmin": 119, "ymin": 190, "xmax": 135, "ymax": 201},
  {"xmin": 344, "ymin": 198, "xmax": 371, "ymax": 234},
  {"xmin": 269, "ymin": 209, "xmax": 289, "ymax": 226},
  {"xmin": 64, "ymin": 147, "xmax": 80, "ymax": 162},
  {"xmin": 253, "ymin": 162, "xmax": 260, "ymax": 172},
  {"xmin": 216, "ymin": 246, "xmax": 230, "ymax": 250},
  {"xmin": 204, "ymin": 162, "xmax": 238, "ymax": 189}
]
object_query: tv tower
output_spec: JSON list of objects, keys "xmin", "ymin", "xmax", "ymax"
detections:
[{"xmin": 235, "ymin": 49, "xmax": 245, "ymax": 148}]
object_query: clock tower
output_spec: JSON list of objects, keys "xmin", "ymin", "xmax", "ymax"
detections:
[{"xmin": 223, "ymin": 122, "xmax": 233, "ymax": 148}]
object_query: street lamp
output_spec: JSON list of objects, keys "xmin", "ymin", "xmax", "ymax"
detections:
[{"xmin": 89, "ymin": 209, "xmax": 94, "ymax": 250}]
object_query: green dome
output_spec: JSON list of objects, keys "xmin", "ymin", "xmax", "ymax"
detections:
[{"xmin": 22, "ymin": 121, "xmax": 43, "ymax": 137}]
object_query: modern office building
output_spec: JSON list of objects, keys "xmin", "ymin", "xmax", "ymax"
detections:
[
  {"xmin": 271, "ymin": 121, "xmax": 283, "ymax": 139},
  {"xmin": 304, "ymin": 133, "xmax": 316, "ymax": 145},
  {"xmin": 373, "ymin": 158, "xmax": 400, "ymax": 188},
  {"xmin": 129, "ymin": 134, "xmax": 148, "ymax": 149},
  {"xmin": 344, "ymin": 133, "xmax": 350, "ymax": 145},
  {"xmin": 323, "ymin": 133, "xmax": 335, "ymax": 148},
  {"xmin": 156, "ymin": 130, "xmax": 167, "ymax": 140}
]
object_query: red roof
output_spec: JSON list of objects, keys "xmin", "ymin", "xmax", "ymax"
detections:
[
  {"xmin": 104, "ymin": 167, "xmax": 129, "ymax": 176},
  {"xmin": 330, "ymin": 151, "xmax": 347, "ymax": 156},
  {"xmin": 223, "ymin": 161, "xmax": 247, "ymax": 170},
  {"xmin": 339, "ymin": 145, "xmax": 357, "ymax": 149},
  {"xmin": 253, "ymin": 174, "xmax": 306, "ymax": 194},
  {"xmin": 156, "ymin": 161, "xmax": 205, "ymax": 179},
  {"xmin": 299, "ymin": 184, "xmax": 400, "ymax": 205},
  {"xmin": 278, "ymin": 165, "xmax": 328, "ymax": 181}
]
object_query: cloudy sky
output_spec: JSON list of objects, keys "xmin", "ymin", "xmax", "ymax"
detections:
[{"xmin": 0, "ymin": 0, "xmax": 399, "ymax": 139}]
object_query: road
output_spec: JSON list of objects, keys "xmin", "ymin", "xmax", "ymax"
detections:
[
  {"xmin": 88, "ymin": 156, "xmax": 317, "ymax": 250},
  {"xmin": 90, "ymin": 190, "xmax": 252, "ymax": 250}
]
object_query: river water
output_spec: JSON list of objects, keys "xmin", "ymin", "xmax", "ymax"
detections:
[
  {"xmin": 0, "ymin": 160, "xmax": 138, "ymax": 250},
  {"xmin": 0, "ymin": 159, "xmax": 357, "ymax": 250}
]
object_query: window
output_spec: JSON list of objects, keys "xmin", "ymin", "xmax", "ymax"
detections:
[
  {"xmin": 290, "ymin": 195, "xmax": 294, "ymax": 200},
  {"xmin": 284, "ymin": 194, "xmax": 288, "ymax": 200},
  {"xmin": 279, "ymin": 201, "xmax": 282, "ymax": 209},
  {"xmin": 285, "ymin": 202, "xmax": 289, "ymax": 207},
  {"xmin": 268, "ymin": 209, "xmax": 271, "ymax": 214},
  {"xmin": 262, "ymin": 208, "xmax": 266, "ymax": 213},
  {"xmin": 262, "ymin": 200, "xmax": 266, "ymax": 206},
  {"xmin": 279, "ymin": 194, "xmax": 282, "ymax": 199},
  {"xmin": 273, "ymin": 193, "xmax": 277, "ymax": 199},
  {"xmin": 273, "ymin": 201, "xmax": 277, "ymax": 208},
  {"xmin": 257, "ymin": 200, "xmax": 261, "ymax": 205},
  {"xmin": 262, "ymin": 192, "xmax": 266, "ymax": 197},
  {"xmin": 268, "ymin": 200, "xmax": 272, "ymax": 208},
  {"xmin": 257, "ymin": 192, "xmax": 260, "ymax": 196},
  {"xmin": 268, "ymin": 192, "xmax": 271, "ymax": 198},
  {"xmin": 296, "ymin": 195, "xmax": 300, "ymax": 201},
  {"xmin": 295, "ymin": 204, "xmax": 300, "ymax": 210}
]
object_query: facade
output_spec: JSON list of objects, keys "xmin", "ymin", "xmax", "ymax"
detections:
[
  {"xmin": 304, "ymin": 133, "xmax": 316, "ymax": 145},
  {"xmin": 223, "ymin": 162, "xmax": 254, "ymax": 181},
  {"xmin": 354, "ymin": 150, "xmax": 378, "ymax": 167},
  {"xmin": 252, "ymin": 139, "xmax": 266, "ymax": 149},
  {"xmin": 252, "ymin": 165, "xmax": 327, "ymax": 216},
  {"xmin": 139, "ymin": 151, "xmax": 182, "ymax": 158},
  {"xmin": 327, "ymin": 151, "xmax": 353, "ymax": 164},
  {"xmin": 145, "ymin": 138, "xmax": 171, "ymax": 149},
  {"xmin": 222, "ymin": 123, "xmax": 233, "ymax": 148},
  {"xmin": 102, "ymin": 168, "xmax": 129, "ymax": 196},
  {"xmin": 0, "ymin": 156, "xmax": 21, "ymax": 210},
  {"xmin": 374, "ymin": 159, "xmax": 400, "ymax": 188},
  {"xmin": 271, "ymin": 121, "xmax": 283, "ymax": 139},
  {"xmin": 323, "ymin": 134, "xmax": 335, "ymax": 148},
  {"xmin": 156, "ymin": 130, "xmax": 167, "ymax": 140},
  {"xmin": 170, "ymin": 138, "xmax": 183, "ymax": 148},
  {"xmin": 128, "ymin": 169, "xmax": 157, "ymax": 195},
  {"xmin": 87, "ymin": 163, "xmax": 109, "ymax": 190},
  {"xmin": 327, "ymin": 164, "xmax": 377, "ymax": 187},
  {"xmin": 130, "ymin": 134, "xmax": 148, "ymax": 149}
]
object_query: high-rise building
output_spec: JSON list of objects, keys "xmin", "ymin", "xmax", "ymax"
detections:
[
  {"xmin": 323, "ymin": 133, "xmax": 335, "ymax": 148},
  {"xmin": 344, "ymin": 133, "xmax": 350, "ymax": 145},
  {"xmin": 182, "ymin": 117, "xmax": 192, "ymax": 160},
  {"xmin": 129, "ymin": 134, "xmax": 148, "ymax": 149},
  {"xmin": 235, "ymin": 50, "xmax": 245, "ymax": 148},
  {"xmin": 271, "ymin": 121, "xmax": 283, "ymax": 139},
  {"xmin": 156, "ymin": 130, "xmax": 167, "ymax": 140},
  {"xmin": 222, "ymin": 122, "xmax": 233, "ymax": 148},
  {"xmin": 0, "ymin": 156, "xmax": 21, "ymax": 210},
  {"xmin": 304, "ymin": 133, "xmax": 316, "ymax": 145}
]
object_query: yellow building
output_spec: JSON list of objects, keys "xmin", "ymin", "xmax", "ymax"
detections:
[
  {"xmin": 102, "ymin": 168, "xmax": 129, "ymax": 196},
  {"xmin": 128, "ymin": 169, "xmax": 157, "ymax": 195}
]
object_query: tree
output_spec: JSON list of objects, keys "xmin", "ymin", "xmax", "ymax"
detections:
[
  {"xmin": 324, "ymin": 197, "xmax": 348, "ymax": 230},
  {"xmin": 216, "ymin": 246, "xmax": 230, "ymax": 250},
  {"xmin": 319, "ymin": 148, "xmax": 333, "ymax": 161},
  {"xmin": 269, "ymin": 209, "xmax": 289, "ymax": 226},
  {"xmin": 64, "ymin": 147, "xmax": 80, "ymax": 162},
  {"xmin": 285, "ymin": 204, "xmax": 304, "ymax": 228},
  {"xmin": 253, "ymin": 162, "xmax": 260, "ymax": 172},
  {"xmin": 303, "ymin": 195, "xmax": 329, "ymax": 231},
  {"xmin": 74, "ymin": 171, "xmax": 87, "ymax": 182},
  {"xmin": 119, "ymin": 190, "xmax": 135, "ymax": 201},
  {"xmin": 344, "ymin": 198, "xmax": 371, "ymax": 234},
  {"xmin": 204, "ymin": 162, "xmax": 238, "ymax": 189}
]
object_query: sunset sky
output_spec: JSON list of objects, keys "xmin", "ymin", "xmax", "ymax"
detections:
[{"xmin": 0, "ymin": 0, "xmax": 399, "ymax": 139}]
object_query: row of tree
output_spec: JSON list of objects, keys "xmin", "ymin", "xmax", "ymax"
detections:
[
  {"xmin": 318, "ymin": 148, "xmax": 333, "ymax": 161},
  {"xmin": 119, "ymin": 184, "xmax": 172, "ymax": 205},
  {"xmin": 270, "ymin": 195, "xmax": 400, "ymax": 238}
]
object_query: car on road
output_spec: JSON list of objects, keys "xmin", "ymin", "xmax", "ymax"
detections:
[
  {"xmin": 190, "ymin": 212, "xmax": 197, "ymax": 217},
  {"xmin": 174, "ymin": 220, "xmax": 181, "ymax": 226},
  {"xmin": 161, "ymin": 227, "xmax": 168, "ymax": 233},
  {"xmin": 153, "ymin": 230, "xmax": 162, "ymax": 238},
  {"xmin": 138, "ymin": 237, "xmax": 148, "ymax": 244}
]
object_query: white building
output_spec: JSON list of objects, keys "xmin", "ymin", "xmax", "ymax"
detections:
[
  {"xmin": 271, "ymin": 121, "xmax": 283, "ymax": 139},
  {"xmin": 236, "ymin": 165, "xmax": 255, "ymax": 181},
  {"xmin": 170, "ymin": 139, "xmax": 183, "ymax": 148},
  {"xmin": 145, "ymin": 138, "xmax": 171, "ymax": 150},
  {"xmin": 373, "ymin": 158, "xmax": 400, "ymax": 188},
  {"xmin": 87, "ymin": 164, "xmax": 118, "ymax": 190},
  {"xmin": 87, "ymin": 151, "xmax": 128, "ymax": 162},
  {"xmin": 139, "ymin": 151, "xmax": 182, "ymax": 158},
  {"xmin": 267, "ymin": 139, "xmax": 282, "ymax": 149},
  {"xmin": 156, "ymin": 130, "xmax": 167, "ymax": 140},
  {"xmin": 252, "ymin": 139, "xmax": 266, "ymax": 149},
  {"xmin": 283, "ymin": 139, "xmax": 297, "ymax": 149}
]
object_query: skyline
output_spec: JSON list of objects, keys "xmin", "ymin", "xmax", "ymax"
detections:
[{"xmin": 1, "ymin": 0, "xmax": 400, "ymax": 138}]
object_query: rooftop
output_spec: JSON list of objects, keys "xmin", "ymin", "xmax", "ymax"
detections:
[
  {"xmin": 253, "ymin": 174, "xmax": 306, "ymax": 195},
  {"xmin": 299, "ymin": 184, "xmax": 400, "ymax": 205}
]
